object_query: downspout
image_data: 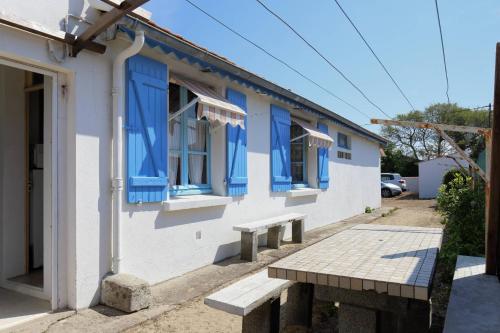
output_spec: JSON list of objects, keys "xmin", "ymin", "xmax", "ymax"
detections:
[{"xmin": 111, "ymin": 30, "xmax": 144, "ymax": 274}]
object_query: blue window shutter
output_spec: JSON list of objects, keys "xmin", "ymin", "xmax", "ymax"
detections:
[
  {"xmin": 317, "ymin": 123, "xmax": 330, "ymax": 189},
  {"xmin": 270, "ymin": 105, "xmax": 291, "ymax": 192},
  {"xmin": 126, "ymin": 55, "xmax": 168, "ymax": 203},
  {"xmin": 226, "ymin": 88, "xmax": 248, "ymax": 196}
]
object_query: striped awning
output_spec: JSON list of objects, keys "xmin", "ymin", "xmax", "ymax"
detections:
[
  {"xmin": 292, "ymin": 118, "xmax": 334, "ymax": 148},
  {"xmin": 171, "ymin": 76, "xmax": 246, "ymax": 129}
]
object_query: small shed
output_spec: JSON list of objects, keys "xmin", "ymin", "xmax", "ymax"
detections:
[{"xmin": 418, "ymin": 156, "xmax": 468, "ymax": 199}]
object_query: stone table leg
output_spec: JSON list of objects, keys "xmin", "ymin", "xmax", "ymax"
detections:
[
  {"xmin": 241, "ymin": 231, "xmax": 257, "ymax": 261},
  {"xmin": 283, "ymin": 283, "xmax": 314, "ymax": 328},
  {"xmin": 267, "ymin": 226, "xmax": 282, "ymax": 249},
  {"xmin": 396, "ymin": 299, "xmax": 431, "ymax": 333},
  {"xmin": 338, "ymin": 303, "xmax": 377, "ymax": 333},
  {"xmin": 292, "ymin": 219, "xmax": 304, "ymax": 243},
  {"xmin": 242, "ymin": 297, "xmax": 281, "ymax": 333}
]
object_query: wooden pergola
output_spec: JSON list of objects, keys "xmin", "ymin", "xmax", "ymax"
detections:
[{"xmin": 372, "ymin": 43, "xmax": 500, "ymax": 278}]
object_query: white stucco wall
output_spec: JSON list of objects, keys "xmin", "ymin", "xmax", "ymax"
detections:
[
  {"xmin": 418, "ymin": 157, "xmax": 468, "ymax": 199},
  {"xmin": 0, "ymin": 8, "xmax": 382, "ymax": 309},
  {"xmin": 119, "ymin": 60, "xmax": 382, "ymax": 285}
]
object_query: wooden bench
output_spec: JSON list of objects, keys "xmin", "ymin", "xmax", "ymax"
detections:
[
  {"xmin": 204, "ymin": 270, "xmax": 312, "ymax": 333},
  {"xmin": 233, "ymin": 213, "xmax": 306, "ymax": 261}
]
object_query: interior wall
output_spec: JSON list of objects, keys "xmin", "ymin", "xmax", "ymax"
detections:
[{"xmin": 0, "ymin": 65, "xmax": 26, "ymax": 279}]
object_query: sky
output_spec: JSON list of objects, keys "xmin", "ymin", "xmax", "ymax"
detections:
[{"xmin": 143, "ymin": 0, "xmax": 500, "ymax": 132}]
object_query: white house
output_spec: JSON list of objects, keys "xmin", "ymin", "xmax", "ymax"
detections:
[
  {"xmin": 0, "ymin": 0, "xmax": 386, "ymax": 311},
  {"xmin": 418, "ymin": 156, "xmax": 468, "ymax": 199}
]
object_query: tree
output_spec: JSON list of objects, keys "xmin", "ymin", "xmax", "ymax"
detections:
[
  {"xmin": 381, "ymin": 103, "xmax": 490, "ymax": 161},
  {"xmin": 381, "ymin": 143, "xmax": 419, "ymax": 176}
]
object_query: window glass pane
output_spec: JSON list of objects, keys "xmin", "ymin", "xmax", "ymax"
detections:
[
  {"xmin": 338, "ymin": 133, "xmax": 349, "ymax": 148},
  {"xmin": 169, "ymin": 83, "xmax": 182, "ymax": 151},
  {"xmin": 169, "ymin": 153, "xmax": 181, "ymax": 186},
  {"xmin": 187, "ymin": 119, "xmax": 208, "ymax": 152},
  {"xmin": 292, "ymin": 164, "xmax": 304, "ymax": 183},
  {"xmin": 291, "ymin": 123, "xmax": 305, "ymax": 183},
  {"xmin": 169, "ymin": 83, "xmax": 180, "ymax": 114},
  {"xmin": 188, "ymin": 154, "xmax": 207, "ymax": 185}
]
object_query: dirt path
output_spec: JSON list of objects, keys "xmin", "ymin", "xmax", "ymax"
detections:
[
  {"xmin": 128, "ymin": 194, "xmax": 444, "ymax": 333},
  {"xmin": 376, "ymin": 192, "xmax": 443, "ymax": 228}
]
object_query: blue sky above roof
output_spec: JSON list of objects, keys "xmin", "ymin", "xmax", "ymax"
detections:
[{"xmin": 143, "ymin": 0, "xmax": 500, "ymax": 132}]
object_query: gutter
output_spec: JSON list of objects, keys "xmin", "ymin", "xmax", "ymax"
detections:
[{"xmin": 111, "ymin": 30, "xmax": 144, "ymax": 274}]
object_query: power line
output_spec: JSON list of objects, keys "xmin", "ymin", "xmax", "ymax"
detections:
[
  {"xmin": 434, "ymin": 0, "xmax": 450, "ymax": 103},
  {"xmin": 182, "ymin": 0, "xmax": 372, "ymax": 120},
  {"xmin": 255, "ymin": 0, "xmax": 392, "ymax": 119},
  {"xmin": 332, "ymin": 0, "xmax": 416, "ymax": 112}
]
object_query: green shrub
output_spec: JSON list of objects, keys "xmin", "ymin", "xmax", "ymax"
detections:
[
  {"xmin": 436, "ymin": 173, "xmax": 485, "ymax": 276},
  {"xmin": 442, "ymin": 169, "xmax": 466, "ymax": 188},
  {"xmin": 365, "ymin": 206, "xmax": 373, "ymax": 213}
]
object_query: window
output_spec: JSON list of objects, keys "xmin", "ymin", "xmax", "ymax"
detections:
[
  {"xmin": 290, "ymin": 122, "xmax": 308, "ymax": 187},
  {"xmin": 337, "ymin": 132, "xmax": 351, "ymax": 149},
  {"xmin": 381, "ymin": 174, "xmax": 393, "ymax": 181},
  {"xmin": 168, "ymin": 83, "xmax": 210, "ymax": 195},
  {"xmin": 337, "ymin": 151, "xmax": 352, "ymax": 160}
]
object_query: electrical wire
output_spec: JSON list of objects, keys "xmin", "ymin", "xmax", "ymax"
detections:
[
  {"xmin": 255, "ymin": 0, "xmax": 392, "ymax": 119},
  {"xmin": 434, "ymin": 0, "xmax": 450, "ymax": 103},
  {"xmin": 183, "ymin": 0, "xmax": 372, "ymax": 120},
  {"xmin": 332, "ymin": 0, "xmax": 416, "ymax": 112}
]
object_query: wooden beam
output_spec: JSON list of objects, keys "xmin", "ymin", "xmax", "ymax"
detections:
[
  {"xmin": 71, "ymin": 0, "xmax": 149, "ymax": 56},
  {"xmin": 0, "ymin": 15, "xmax": 106, "ymax": 55},
  {"xmin": 371, "ymin": 118, "xmax": 491, "ymax": 135},
  {"xmin": 435, "ymin": 128, "xmax": 487, "ymax": 182},
  {"xmin": 486, "ymin": 42, "xmax": 500, "ymax": 276}
]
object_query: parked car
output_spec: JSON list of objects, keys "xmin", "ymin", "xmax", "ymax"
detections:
[
  {"xmin": 381, "ymin": 173, "xmax": 407, "ymax": 191},
  {"xmin": 381, "ymin": 182, "xmax": 402, "ymax": 198}
]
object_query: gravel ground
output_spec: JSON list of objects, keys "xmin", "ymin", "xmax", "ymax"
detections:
[{"xmin": 129, "ymin": 193, "xmax": 448, "ymax": 333}]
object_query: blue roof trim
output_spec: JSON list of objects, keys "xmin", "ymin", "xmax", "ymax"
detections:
[{"xmin": 117, "ymin": 25, "xmax": 386, "ymax": 145}]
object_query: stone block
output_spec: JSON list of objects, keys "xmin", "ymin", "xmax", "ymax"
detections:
[
  {"xmin": 241, "ymin": 231, "xmax": 258, "ymax": 261},
  {"xmin": 101, "ymin": 273, "xmax": 151, "ymax": 313}
]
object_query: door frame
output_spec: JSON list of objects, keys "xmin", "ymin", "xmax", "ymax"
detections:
[{"xmin": 0, "ymin": 57, "xmax": 60, "ymax": 310}]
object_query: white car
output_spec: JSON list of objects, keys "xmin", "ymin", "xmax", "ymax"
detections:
[
  {"xmin": 381, "ymin": 173, "xmax": 407, "ymax": 191},
  {"xmin": 381, "ymin": 182, "xmax": 402, "ymax": 198}
]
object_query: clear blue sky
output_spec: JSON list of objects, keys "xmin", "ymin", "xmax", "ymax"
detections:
[{"xmin": 143, "ymin": 0, "xmax": 500, "ymax": 131}]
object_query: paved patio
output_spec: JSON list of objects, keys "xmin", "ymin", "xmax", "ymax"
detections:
[
  {"xmin": 443, "ymin": 256, "xmax": 500, "ymax": 333},
  {"xmin": 9, "ymin": 206, "xmax": 393, "ymax": 333},
  {"xmin": 0, "ymin": 288, "xmax": 51, "ymax": 332}
]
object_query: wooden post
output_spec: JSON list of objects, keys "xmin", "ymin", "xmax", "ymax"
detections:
[{"xmin": 486, "ymin": 42, "xmax": 500, "ymax": 276}]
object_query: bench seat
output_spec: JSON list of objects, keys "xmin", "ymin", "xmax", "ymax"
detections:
[
  {"xmin": 204, "ymin": 270, "xmax": 294, "ymax": 316},
  {"xmin": 205, "ymin": 270, "xmax": 312, "ymax": 333},
  {"xmin": 233, "ymin": 213, "xmax": 306, "ymax": 233},
  {"xmin": 233, "ymin": 213, "xmax": 306, "ymax": 261}
]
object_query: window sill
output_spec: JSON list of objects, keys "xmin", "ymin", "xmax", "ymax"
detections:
[
  {"xmin": 163, "ymin": 194, "xmax": 232, "ymax": 211},
  {"xmin": 286, "ymin": 188, "xmax": 322, "ymax": 197}
]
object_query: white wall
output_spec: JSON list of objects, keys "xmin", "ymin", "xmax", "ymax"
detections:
[
  {"xmin": 0, "ymin": 65, "xmax": 26, "ymax": 280},
  {"xmin": 402, "ymin": 177, "xmax": 419, "ymax": 193},
  {"xmin": 120, "ymin": 58, "xmax": 382, "ymax": 285},
  {"xmin": 0, "ymin": 14, "xmax": 382, "ymax": 310},
  {"xmin": 418, "ymin": 157, "xmax": 467, "ymax": 199}
]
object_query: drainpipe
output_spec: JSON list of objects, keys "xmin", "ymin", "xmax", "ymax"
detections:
[{"xmin": 111, "ymin": 30, "xmax": 144, "ymax": 274}]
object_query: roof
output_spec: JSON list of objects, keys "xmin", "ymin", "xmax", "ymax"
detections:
[{"xmin": 117, "ymin": 16, "xmax": 387, "ymax": 145}]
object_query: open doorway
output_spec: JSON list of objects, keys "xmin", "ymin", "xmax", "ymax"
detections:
[
  {"xmin": 8, "ymin": 72, "xmax": 45, "ymax": 288},
  {"xmin": 0, "ymin": 63, "xmax": 54, "ymax": 303}
]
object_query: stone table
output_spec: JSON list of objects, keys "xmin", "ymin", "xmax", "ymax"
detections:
[{"xmin": 268, "ymin": 224, "xmax": 443, "ymax": 333}]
